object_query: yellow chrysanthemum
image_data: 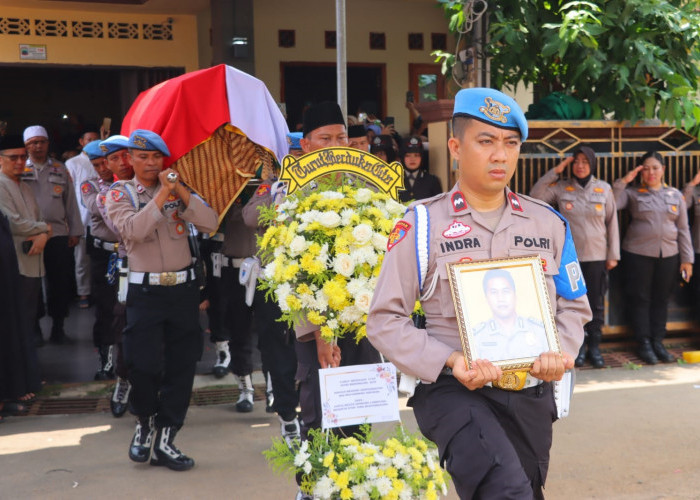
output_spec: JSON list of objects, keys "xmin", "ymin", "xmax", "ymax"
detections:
[
  {"xmin": 286, "ymin": 295, "xmax": 301, "ymax": 310},
  {"xmin": 335, "ymin": 470, "xmax": 350, "ymax": 489},
  {"xmin": 339, "ymin": 488, "xmax": 352, "ymax": 500},
  {"xmin": 307, "ymin": 310, "xmax": 325, "ymax": 326},
  {"xmin": 323, "ymin": 452, "xmax": 335, "ymax": 468}
]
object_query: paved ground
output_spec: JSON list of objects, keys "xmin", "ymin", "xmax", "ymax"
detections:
[{"xmin": 1, "ymin": 362, "xmax": 699, "ymax": 499}]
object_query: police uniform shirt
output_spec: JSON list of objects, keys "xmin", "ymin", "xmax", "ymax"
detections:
[
  {"xmin": 105, "ymin": 178, "xmax": 218, "ymax": 273},
  {"xmin": 614, "ymin": 180, "xmax": 694, "ymax": 263},
  {"xmin": 682, "ymin": 183, "xmax": 700, "ymax": 253},
  {"xmin": 399, "ymin": 169, "xmax": 442, "ymax": 203},
  {"xmin": 66, "ymin": 153, "xmax": 98, "ymax": 228},
  {"xmin": 473, "ymin": 316, "xmax": 549, "ymax": 362},
  {"xmin": 81, "ymin": 179, "xmax": 119, "ymax": 243},
  {"xmin": 0, "ymin": 171, "xmax": 48, "ymax": 278},
  {"xmin": 221, "ymin": 202, "xmax": 256, "ymax": 259},
  {"xmin": 531, "ymin": 169, "xmax": 620, "ymax": 262},
  {"xmin": 22, "ymin": 158, "xmax": 83, "ymax": 238},
  {"xmin": 366, "ymin": 184, "xmax": 592, "ymax": 383}
]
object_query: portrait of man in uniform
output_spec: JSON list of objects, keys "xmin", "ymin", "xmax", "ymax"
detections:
[{"xmin": 447, "ymin": 257, "xmax": 560, "ymax": 370}]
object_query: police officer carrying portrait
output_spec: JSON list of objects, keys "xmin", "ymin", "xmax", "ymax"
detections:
[
  {"xmin": 105, "ymin": 129, "xmax": 218, "ymax": 471},
  {"xmin": 79, "ymin": 140, "xmax": 120, "ymax": 381},
  {"xmin": 22, "ymin": 125, "xmax": 84, "ymax": 344},
  {"xmin": 531, "ymin": 145, "xmax": 619, "ymax": 368},
  {"xmin": 367, "ymin": 88, "xmax": 591, "ymax": 499},
  {"xmin": 474, "ymin": 269, "xmax": 549, "ymax": 362}
]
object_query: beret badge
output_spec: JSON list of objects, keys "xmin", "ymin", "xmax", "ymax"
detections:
[{"xmin": 479, "ymin": 97, "xmax": 510, "ymax": 124}]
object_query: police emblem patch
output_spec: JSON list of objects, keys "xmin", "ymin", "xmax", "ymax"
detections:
[
  {"xmin": 256, "ymin": 184, "xmax": 271, "ymax": 197},
  {"xmin": 387, "ymin": 220, "xmax": 411, "ymax": 251},
  {"xmin": 595, "ymin": 203, "xmax": 603, "ymax": 211},
  {"xmin": 111, "ymin": 190, "xmax": 125, "ymax": 202},
  {"xmin": 541, "ymin": 258, "xmax": 547, "ymax": 272},
  {"xmin": 98, "ymin": 194, "xmax": 106, "ymax": 207},
  {"xmin": 451, "ymin": 191, "xmax": 467, "ymax": 212},
  {"xmin": 81, "ymin": 183, "xmax": 94, "ymax": 194},
  {"xmin": 53, "ymin": 185, "xmax": 63, "ymax": 195},
  {"xmin": 100, "ymin": 144, "xmax": 109, "ymax": 153},
  {"xmin": 136, "ymin": 183, "xmax": 145, "ymax": 193},
  {"xmin": 565, "ymin": 202, "xmax": 574, "ymax": 210},
  {"xmin": 167, "ymin": 193, "xmax": 177, "ymax": 202},
  {"xmin": 442, "ymin": 221, "xmax": 471, "ymax": 238},
  {"xmin": 175, "ymin": 222, "xmax": 185, "ymax": 235},
  {"xmin": 671, "ymin": 205, "xmax": 678, "ymax": 213},
  {"xmin": 508, "ymin": 192, "xmax": 523, "ymax": 212},
  {"xmin": 479, "ymin": 97, "xmax": 510, "ymax": 124},
  {"xmin": 132, "ymin": 135, "xmax": 148, "ymax": 148}
]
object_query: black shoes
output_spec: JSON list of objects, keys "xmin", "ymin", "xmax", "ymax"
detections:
[
  {"xmin": 150, "ymin": 426, "xmax": 195, "ymax": 471},
  {"xmin": 95, "ymin": 345, "xmax": 116, "ymax": 381},
  {"xmin": 574, "ymin": 343, "xmax": 587, "ymax": 367},
  {"xmin": 129, "ymin": 416, "xmax": 155, "ymax": 463},
  {"xmin": 212, "ymin": 341, "xmax": 231, "ymax": 379},
  {"xmin": 111, "ymin": 377, "xmax": 131, "ymax": 418},
  {"xmin": 637, "ymin": 340, "xmax": 659, "ymax": 365},
  {"xmin": 652, "ymin": 340, "xmax": 676, "ymax": 363},
  {"xmin": 235, "ymin": 375, "xmax": 254, "ymax": 413}
]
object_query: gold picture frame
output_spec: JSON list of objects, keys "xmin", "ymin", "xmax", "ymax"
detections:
[{"xmin": 446, "ymin": 256, "xmax": 561, "ymax": 373}]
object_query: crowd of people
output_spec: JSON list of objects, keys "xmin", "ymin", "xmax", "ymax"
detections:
[{"xmin": 0, "ymin": 88, "xmax": 696, "ymax": 499}]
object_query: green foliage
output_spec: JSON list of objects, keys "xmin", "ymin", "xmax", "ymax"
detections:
[
  {"xmin": 623, "ymin": 361, "xmax": 642, "ymax": 370},
  {"xmin": 435, "ymin": 0, "xmax": 700, "ymax": 136}
]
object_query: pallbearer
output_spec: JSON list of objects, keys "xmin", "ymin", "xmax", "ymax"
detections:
[{"xmin": 106, "ymin": 129, "xmax": 218, "ymax": 471}]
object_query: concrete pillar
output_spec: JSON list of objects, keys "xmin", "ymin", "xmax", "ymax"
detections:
[{"xmin": 210, "ymin": 0, "xmax": 255, "ymax": 75}]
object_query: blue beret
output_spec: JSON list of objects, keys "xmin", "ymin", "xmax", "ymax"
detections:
[
  {"xmin": 83, "ymin": 140, "xmax": 106, "ymax": 160},
  {"xmin": 286, "ymin": 132, "xmax": 302, "ymax": 151},
  {"xmin": 453, "ymin": 87, "xmax": 528, "ymax": 142},
  {"xmin": 127, "ymin": 129, "xmax": 171, "ymax": 156},
  {"xmin": 99, "ymin": 135, "xmax": 129, "ymax": 155}
]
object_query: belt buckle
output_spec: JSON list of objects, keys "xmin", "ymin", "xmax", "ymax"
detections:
[
  {"xmin": 493, "ymin": 370, "xmax": 528, "ymax": 391},
  {"xmin": 159, "ymin": 272, "xmax": 177, "ymax": 286}
]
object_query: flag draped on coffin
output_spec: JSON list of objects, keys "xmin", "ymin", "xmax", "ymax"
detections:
[{"xmin": 121, "ymin": 64, "xmax": 290, "ymax": 222}]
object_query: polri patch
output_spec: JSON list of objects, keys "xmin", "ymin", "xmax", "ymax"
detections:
[
  {"xmin": 81, "ymin": 182, "xmax": 95, "ymax": 194},
  {"xmin": 53, "ymin": 185, "xmax": 63, "ymax": 195},
  {"xmin": 451, "ymin": 191, "xmax": 467, "ymax": 212},
  {"xmin": 136, "ymin": 183, "xmax": 145, "ymax": 194},
  {"xmin": 167, "ymin": 193, "xmax": 177, "ymax": 202},
  {"xmin": 387, "ymin": 220, "xmax": 411, "ymax": 252},
  {"xmin": 508, "ymin": 192, "xmax": 523, "ymax": 212},
  {"xmin": 565, "ymin": 202, "xmax": 574, "ymax": 210},
  {"xmin": 111, "ymin": 190, "xmax": 125, "ymax": 202},
  {"xmin": 175, "ymin": 222, "xmax": 185, "ymax": 235},
  {"xmin": 256, "ymin": 184, "xmax": 271, "ymax": 197},
  {"xmin": 442, "ymin": 221, "xmax": 471, "ymax": 238}
]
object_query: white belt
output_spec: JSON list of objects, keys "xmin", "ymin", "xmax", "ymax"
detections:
[
  {"xmin": 128, "ymin": 268, "xmax": 195, "ymax": 286},
  {"xmin": 93, "ymin": 237, "xmax": 118, "ymax": 252}
]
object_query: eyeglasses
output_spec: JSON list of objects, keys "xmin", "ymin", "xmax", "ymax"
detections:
[
  {"xmin": 25, "ymin": 139, "xmax": 48, "ymax": 147},
  {"xmin": 1, "ymin": 154, "xmax": 28, "ymax": 162}
]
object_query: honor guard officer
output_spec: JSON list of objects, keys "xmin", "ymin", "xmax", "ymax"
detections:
[
  {"xmin": 398, "ymin": 136, "xmax": 442, "ymax": 203},
  {"xmin": 531, "ymin": 146, "xmax": 620, "ymax": 368},
  {"xmin": 106, "ymin": 129, "xmax": 218, "ymax": 471},
  {"xmin": 22, "ymin": 125, "xmax": 84, "ymax": 344},
  {"xmin": 295, "ymin": 102, "xmax": 381, "ymax": 444},
  {"xmin": 286, "ymin": 132, "xmax": 305, "ymax": 158},
  {"xmin": 99, "ymin": 134, "xmax": 135, "ymax": 417},
  {"xmin": 367, "ymin": 88, "xmax": 591, "ymax": 499},
  {"xmin": 80, "ymin": 140, "xmax": 119, "ymax": 380}
]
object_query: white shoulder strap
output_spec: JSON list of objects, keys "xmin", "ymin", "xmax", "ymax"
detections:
[{"xmin": 414, "ymin": 204, "xmax": 429, "ymax": 294}]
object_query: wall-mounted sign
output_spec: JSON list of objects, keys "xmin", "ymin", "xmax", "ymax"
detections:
[{"xmin": 20, "ymin": 44, "xmax": 47, "ymax": 60}]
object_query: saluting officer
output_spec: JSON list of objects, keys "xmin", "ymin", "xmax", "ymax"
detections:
[
  {"xmin": 614, "ymin": 151, "xmax": 693, "ymax": 364},
  {"xmin": 367, "ymin": 88, "xmax": 591, "ymax": 499},
  {"xmin": 22, "ymin": 125, "xmax": 84, "ymax": 344},
  {"xmin": 106, "ymin": 129, "xmax": 218, "ymax": 471},
  {"xmin": 80, "ymin": 140, "xmax": 119, "ymax": 381},
  {"xmin": 531, "ymin": 145, "xmax": 619, "ymax": 368}
]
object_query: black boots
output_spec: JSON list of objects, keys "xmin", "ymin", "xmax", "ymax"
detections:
[
  {"xmin": 95, "ymin": 345, "xmax": 116, "ymax": 381},
  {"xmin": 652, "ymin": 340, "xmax": 676, "ymax": 363},
  {"xmin": 637, "ymin": 340, "xmax": 659, "ymax": 365},
  {"xmin": 129, "ymin": 416, "xmax": 155, "ymax": 463},
  {"xmin": 111, "ymin": 377, "xmax": 131, "ymax": 418},
  {"xmin": 587, "ymin": 331, "xmax": 605, "ymax": 368},
  {"xmin": 150, "ymin": 426, "xmax": 195, "ymax": 471},
  {"xmin": 574, "ymin": 340, "xmax": 587, "ymax": 367}
]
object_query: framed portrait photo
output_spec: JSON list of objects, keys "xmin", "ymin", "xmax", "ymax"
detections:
[{"xmin": 446, "ymin": 256, "xmax": 560, "ymax": 373}]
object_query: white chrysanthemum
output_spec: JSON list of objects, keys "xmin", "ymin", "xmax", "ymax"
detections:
[
  {"xmin": 277, "ymin": 199, "xmax": 298, "ymax": 212},
  {"xmin": 346, "ymin": 276, "xmax": 368, "ymax": 296},
  {"xmin": 275, "ymin": 283, "xmax": 293, "ymax": 312},
  {"xmin": 293, "ymin": 450, "xmax": 310, "ymax": 467},
  {"xmin": 366, "ymin": 465, "xmax": 379, "ymax": 480},
  {"xmin": 398, "ymin": 485, "xmax": 413, "ymax": 500},
  {"xmin": 351, "ymin": 484, "xmax": 370, "ymax": 500},
  {"xmin": 313, "ymin": 475, "xmax": 336, "ymax": 500},
  {"xmin": 273, "ymin": 246, "xmax": 286, "ymax": 257},
  {"xmin": 321, "ymin": 190, "xmax": 345, "ymax": 200},
  {"xmin": 374, "ymin": 476, "xmax": 392, "ymax": 496},
  {"xmin": 263, "ymin": 262, "xmax": 276, "ymax": 280},
  {"xmin": 371, "ymin": 232, "xmax": 388, "ymax": 251},
  {"xmin": 318, "ymin": 243, "xmax": 330, "ymax": 263},
  {"xmin": 355, "ymin": 188, "xmax": 372, "ymax": 203},
  {"xmin": 314, "ymin": 290, "xmax": 329, "ymax": 312},
  {"xmin": 275, "ymin": 213, "xmax": 287, "ymax": 222},
  {"xmin": 354, "ymin": 290, "xmax": 373, "ymax": 314},
  {"xmin": 302, "ymin": 461, "xmax": 312, "ymax": 475},
  {"xmin": 333, "ymin": 253, "xmax": 355, "ymax": 277},
  {"xmin": 299, "ymin": 209, "xmax": 322, "ymax": 224},
  {"xmin": 351, "ymin": 246, "xmax": 378, "ymax": 267},
  {"xmin": 384, "ymin": 199, "xmax": 406, "ymax": 215},
  {"xmin": 392, "ymin": 452, "xmax": 410, "ymax": 472},
  {"xmin": 289, "ymin": 235, "xmax": 308, "ymax": 256},
  {"xmin": 340, "ymin": 208, "xmax": 356, "ymax": 226},
  {"xmin": 326, "ymin": 318, "xmax": 339, "ymax": 330},
  {"xmin": 319, "ymin": 211, "xmax": 342, "ymax": 228},
  {"xmin": 352, "ymin": 223, "xmax": 373, "ymax": 245},
  {"xmin": 339, "ymin": 305, "xmax": 363, "ymax": 324}
]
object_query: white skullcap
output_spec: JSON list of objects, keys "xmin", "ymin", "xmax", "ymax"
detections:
[{"xmin": 23, "ymin": 125, "xmax": 49, "ymax": 143}]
